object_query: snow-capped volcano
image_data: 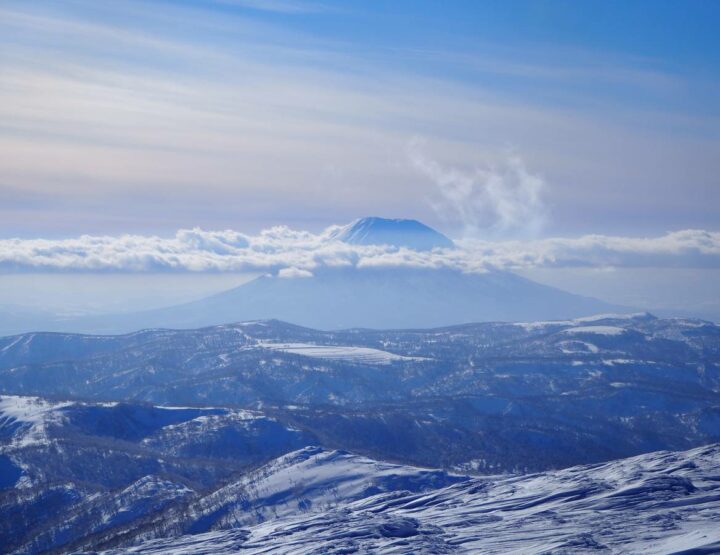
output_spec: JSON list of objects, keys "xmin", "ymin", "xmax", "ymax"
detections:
[
  {"xmin": 331, "ymin": 216, "xmax": 455, "ymax": 250},
  {"xmin": 0, "ymin": 218, "xmax": 628, "ymax": 334}
]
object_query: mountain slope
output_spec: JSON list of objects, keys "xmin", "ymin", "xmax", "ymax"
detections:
[
  {"xmin": 99, "ymin": 444, "xmax": 720, "ymax": 554},
  {"xmin": 91, "ymin": 446, "xmax": 466, "ymax": 548},
  {"xmin": 0, "ymin": 397, "xmax": 318, "ymax": 554},
  {"xmin": 75, "ymin": 266, "xmax": 623, "ymax": 333},
  {"xmin": 4, "ymin": 408, "xmax": 719, "ymax": 554}
]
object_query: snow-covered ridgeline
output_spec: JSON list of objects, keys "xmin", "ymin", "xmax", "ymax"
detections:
[{"xmin": 0, "ymin": 396, "xmax": 71, "ymax": 448}]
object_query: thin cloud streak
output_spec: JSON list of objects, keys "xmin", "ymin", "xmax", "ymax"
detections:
[{"xmin": 213, "ymin": 0, "xmax": 337, "ymax": 14}]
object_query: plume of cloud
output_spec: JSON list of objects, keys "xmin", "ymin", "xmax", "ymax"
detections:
[{"xmin": 408, "ymin": 139, "xmax": 546, "ymax": 238}]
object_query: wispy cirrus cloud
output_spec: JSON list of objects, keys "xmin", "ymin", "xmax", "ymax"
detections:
[
  {"xmin": 213, "ymin": 0, "xmax": 336, "ymax": 14},
  {"xmin": 1, "ymin": 227, "xmax": 719, "ymax": 275},
  {"xmin": 1, "ymin": 1, "xmax": 718, "ymax": 236}
]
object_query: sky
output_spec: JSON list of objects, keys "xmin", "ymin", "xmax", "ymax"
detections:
[{"xmin": 0, "ymin": 0, "xmax": 719, "ymax": 318}]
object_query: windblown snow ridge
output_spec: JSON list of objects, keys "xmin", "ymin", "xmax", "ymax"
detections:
[{"xmin": 99, "ymin": 444, "xmax": 720, "ymax": 554}]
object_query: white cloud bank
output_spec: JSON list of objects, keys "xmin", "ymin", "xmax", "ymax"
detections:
[{"xmin": 1, "ymin": 227, "xmax": 719, "ymax": 275}]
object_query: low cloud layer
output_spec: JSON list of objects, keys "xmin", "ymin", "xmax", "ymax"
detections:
[{"xmin": 1, "ymin": 227, "xmax": 719, "ymax": 275}]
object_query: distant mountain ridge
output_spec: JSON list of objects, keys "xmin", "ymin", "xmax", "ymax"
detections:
[{"xmin": 1, "ymin": 313, "xmax": 719, "ymax": 474}]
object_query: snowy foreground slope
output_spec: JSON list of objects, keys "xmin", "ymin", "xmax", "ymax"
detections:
[
  {"xmin": 5, "ymin": 396, "xmax": 719, "ymax": 553},
  {"xmin": 99, "ymin": 444, "xmax": 720, "ymax": 555},
  {"xmin": 0, "ymin": 397, "xmax": 318, "ymax": 553}
]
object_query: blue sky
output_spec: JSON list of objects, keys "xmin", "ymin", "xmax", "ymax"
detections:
[
  {"xmin": 1, "ymin": 0, "xmax": 718, "ymax": 237},
  {"xmin": 0, "ymin": 0, "xmax": 719, "ymax": 317}
]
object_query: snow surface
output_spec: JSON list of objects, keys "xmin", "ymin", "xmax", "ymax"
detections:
[
  {"xmin": 558, "ymin": 340, "xmax": 600, "ymax": 354},
  {"xmin": 160, "ymin": 446, "xmax": 465, "ymax": 534},
  {"xmin": 260, "ymin": 343, "xmax": 425, "ymax": 365},
  {"xmin": 101, "ymin": 444, "xmax": 720, "ymax": 554},
  {"xmin": 574, "ymin": 312, "xmax": 651, "ymax": 322},
  {"xmin": 513, "ymin": 319, "xmax": 573, "ymax": 330},
  {"xmin": 513, "ymin": 312, "xmax": 649, "ymax": 331},
  {"xmin": 562, "ymin": 325, "xmax": 628, "ymax": 336},
  {"xmin": 0, "ymin": 395, "xmax": 71, "ymax": 447},
  {"xmin": 331, "ymin": 217, "xmax": 455, "ymax": 251}
]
